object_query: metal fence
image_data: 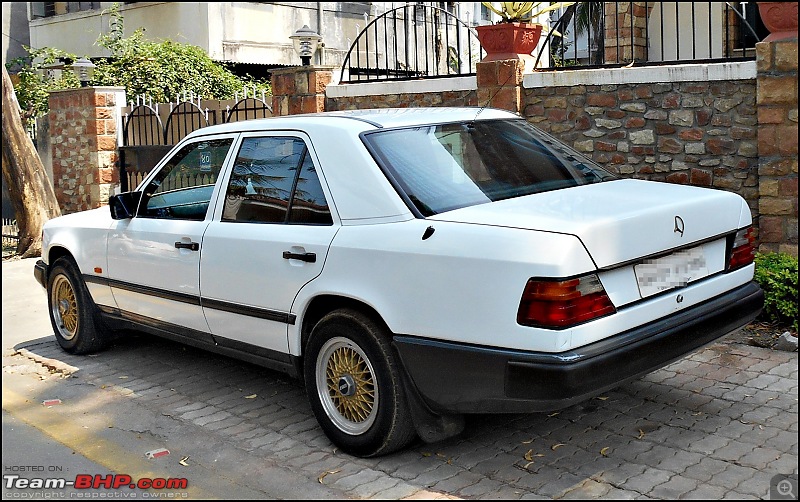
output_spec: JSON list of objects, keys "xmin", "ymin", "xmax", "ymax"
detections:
[
  {"xmin": 25, "ymin": 120, "xmax": 38, "ymax": 148},
  {"xmin": 537, "ymin": 2, "xmax": 766, "ymax": 70},
  {"xmin": 337, "ymin": 2, "xmax": 763, "ymax": 81},
  {"xmin": 340, "ymin": 4, "xmax": 484, "ymax": 83},
  {"xmin": 160, "ymin": 172, "xmax": 218, "ymax": 192},
  {"xmin": 2, "ymin": 218, "xmax": 19, "ymax": 256}
]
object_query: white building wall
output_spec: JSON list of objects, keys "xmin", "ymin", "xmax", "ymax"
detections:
[
  {"xmin": 648, "ymin": 2, "xmax": 725, "ymax": 62},
  {"xmin": 29, "ymin": 3, "xmax": 212, "ymax": 58},
  {"xmin": 26, "ymin": 2, "xmax": 394, "ymax": 68}
]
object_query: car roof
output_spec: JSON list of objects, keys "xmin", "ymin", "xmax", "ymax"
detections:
[
  {"xmin": 312, "ymin": 107, "xmax": 519, "ymax": 128},
  {"xmin": 187, "ymin": 107, "xmax": 519, "ymax": 138}
]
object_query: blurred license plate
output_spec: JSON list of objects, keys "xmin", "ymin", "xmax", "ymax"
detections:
[{"xmin": 635, "ymin": 246, "xmax": 709, "ymax": 298}]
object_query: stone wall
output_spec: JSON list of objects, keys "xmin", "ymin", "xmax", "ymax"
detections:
[
  {"xmin": 756, "ymin": 39, "xmax": 798, "ymax": 255},
  {"xmin": 48, "ymin": 87, "xmax": 124, "ymax": 213},
  {"xmin": 325, "ymin": 77, "xmax": 477, "ymax": 111},
  {"xmin": 326, "ymin": 89, "xmax": 476, "ymax": 110},
  {"xmin": 522, "ymin": 69, "xmax": 759, "ymax": 217}
]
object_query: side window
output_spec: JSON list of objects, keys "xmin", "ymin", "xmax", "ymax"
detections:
[
  {"xmin": 139, "ymin": 138, "xmax": 233, "ymax": 220},
  {"xmin": 222, "ymin": 137, "xmax": 332, "ymax": 225}
]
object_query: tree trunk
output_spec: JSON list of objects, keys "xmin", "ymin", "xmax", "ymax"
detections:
[{"xmin": 1, "ymin": 65, "xmax": 61, "ymax": 258}]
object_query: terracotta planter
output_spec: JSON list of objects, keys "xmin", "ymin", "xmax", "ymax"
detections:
[
  {"xmin": 757, "ymin": 2, "xmax": 798, "ymax": 42},
  {"xmin": 475, "ymin": 22, "xmax": 543, "ymax": 63}
]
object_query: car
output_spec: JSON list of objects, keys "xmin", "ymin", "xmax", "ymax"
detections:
[{"xmin": 35, "ymin": 107, "xmax": 764, "ymax": 457}]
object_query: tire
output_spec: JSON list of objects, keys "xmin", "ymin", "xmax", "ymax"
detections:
[
  {"xmin": 304, "ymin": 309, "xmax": 417, "ymax": 457},
  {"xmin": 47, "ymin": 257, "xmax": 109, "ymax": 354}
]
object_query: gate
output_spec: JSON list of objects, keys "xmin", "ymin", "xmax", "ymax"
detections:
[
  {"xmin": 119, "ymin": 104, "xmax": 171, "ymax": 192},
  {"xmin": 119, "ymin": 93, "xmax": 272, "ymax": 191}
]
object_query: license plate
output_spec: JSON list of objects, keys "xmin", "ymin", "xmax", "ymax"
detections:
[{"xmin": 635, "ymin": 246, "xmax": 709, "ymax": 298}]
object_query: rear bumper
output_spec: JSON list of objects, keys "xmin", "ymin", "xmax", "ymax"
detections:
[
  {"xmin": 34, "ymin": 260, "xmax": 48, "ymax": 289},
  {"xmin": 394, "ymin": 281, "xmax": 764, "ymax": 414}
]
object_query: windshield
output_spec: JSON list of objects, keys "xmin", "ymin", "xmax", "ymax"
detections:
[{"xmin": 364, "ymin": 119, "xmax": 616, "ymax": 216}]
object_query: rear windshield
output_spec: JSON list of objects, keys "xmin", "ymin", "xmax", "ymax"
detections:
[{"xmin": 364, "ymin": 119, "xmax": 616, "ymax": 216}]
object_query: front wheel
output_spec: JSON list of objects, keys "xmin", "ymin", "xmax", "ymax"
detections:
[
  {"xmin": 47, "ymin": 258, "xmax": 109, "ymax": 354},
  {"xmin": 304, "ymin": 309, "xmax": 416, "ymax": 457}
]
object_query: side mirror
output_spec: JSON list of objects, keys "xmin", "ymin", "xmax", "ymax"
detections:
[{"xmin": 109, "ymin": 192, "xmax": 142, "ymax": 220}]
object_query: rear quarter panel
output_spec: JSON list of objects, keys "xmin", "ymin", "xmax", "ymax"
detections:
[{"xmin": 290, "ymin": 219, "xmax": 597, "ymax": 355}]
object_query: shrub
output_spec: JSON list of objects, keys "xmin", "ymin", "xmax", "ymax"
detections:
[
  {"xmin": 93, "ymin": 3, "xmax": 270, "ymax": 104},
  {"xmin": 753, "ymin": 252, "xmax": 798, "ymax": 331}
]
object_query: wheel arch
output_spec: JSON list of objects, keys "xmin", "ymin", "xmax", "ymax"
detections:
[
  {"xmin": 46, "ymin": 246, "xmax": 76, "ymax": 281},
  {"xmin": 298, "ymin": 294, "xmax": 390, "ymax": 359},
  {"xmin": 48, "ymin": 245, "xmax": 74, "ymax": 264}
]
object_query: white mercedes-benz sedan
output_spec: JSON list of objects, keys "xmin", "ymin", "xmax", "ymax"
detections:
[{"xmin": 35, "ymin": 107, "xmax": 763, "ymax": 457}]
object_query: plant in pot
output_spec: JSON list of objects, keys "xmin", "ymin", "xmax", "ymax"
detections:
[
  {"xmin": 477, "ymin": 2, "xmax": 575, "ymax": 69},
  {"xmin": 757, "ymin": 2, "xmax": 798, "ymax": 42}
]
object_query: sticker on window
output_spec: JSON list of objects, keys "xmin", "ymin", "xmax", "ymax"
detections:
[{"xmin": 199, "ymin": 150, "xmax": 212, "ymax": 172}]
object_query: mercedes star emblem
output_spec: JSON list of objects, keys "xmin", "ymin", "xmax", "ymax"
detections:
[{"xmin": 674, "ymin": 215, "xmax": 685, "ymax": 237}]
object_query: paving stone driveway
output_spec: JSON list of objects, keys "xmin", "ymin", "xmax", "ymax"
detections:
[{"xmin": 9, "ymin": 333, "xmax": 798, "ymax": 499}]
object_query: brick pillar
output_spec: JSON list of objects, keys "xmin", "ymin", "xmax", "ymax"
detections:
[
  {"xmin": 604, "ymin": 2, "xmax": 653, "ymax": 64},
  {"xmin": 756, "ymin": 38, "xmax": 798, "ymax": 256},
  {"xmin": 271, "ymin": 66, "xmax": 334, "ymax": 116},
  {"xmin": 48, "ymin": 87, "xmax": 126, "ymax": 214},
  {"xmin": 476, "ymin": 59, "xmax": 524, "ymax": 114}
]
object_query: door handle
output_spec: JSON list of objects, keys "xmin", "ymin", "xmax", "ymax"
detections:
[
  {"xmin": 175, "ymin": 241, "xmax": 200, "ymax": 251},
  {"xmin": 282, "ymin": 251, "xmax": 316, "ymax": 263}
]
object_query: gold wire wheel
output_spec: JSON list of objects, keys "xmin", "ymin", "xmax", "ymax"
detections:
[
  {"xmin": 51, "ymin": 274, "xmax": 79, "ymax": 340},
  {"xmin": 316, "ymin": 337, "xmax": 379, "ymax": 435}
]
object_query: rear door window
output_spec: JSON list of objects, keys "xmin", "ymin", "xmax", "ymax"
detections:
[{"xmin": 222, "ymin": 136, "xmax": 332, "ymax": 225}]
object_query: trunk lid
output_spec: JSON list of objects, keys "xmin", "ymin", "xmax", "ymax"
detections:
[{"xmin": 428, "ymin": 179, "xmax": 746, "ymax": 269}]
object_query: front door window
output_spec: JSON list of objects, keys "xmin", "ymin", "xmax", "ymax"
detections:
[{"xmin": 139, "ymin": 138, "xmax": 233, "ymax": 220}]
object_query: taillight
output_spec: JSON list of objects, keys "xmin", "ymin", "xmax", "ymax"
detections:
[
  {"xmin": 517, "ymin": 274, "xmax": 616, "ymax": 329},
  {"xmin": 728, "ymin": 227, "xmax": 755, "ymax": 271}
]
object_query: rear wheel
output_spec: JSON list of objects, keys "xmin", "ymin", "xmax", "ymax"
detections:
[
  {"xmin": 304, "ymin": 309, "xmax": 416, "ymax": 457},
  {"xmin": 47, "ymin": 258, "xmax": 109, "ymax": 354}
]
